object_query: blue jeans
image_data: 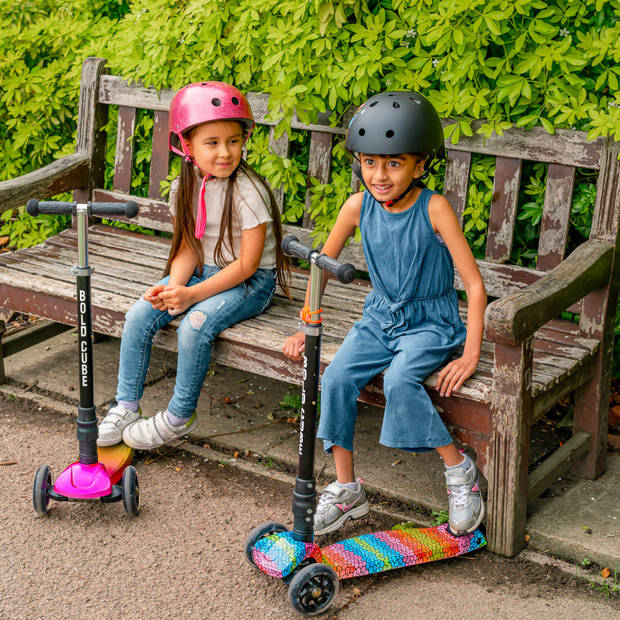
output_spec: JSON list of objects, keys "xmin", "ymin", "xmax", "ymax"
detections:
[{"xmin": 115, "ymin": 265, "xmax": 276, "ymax": 418}]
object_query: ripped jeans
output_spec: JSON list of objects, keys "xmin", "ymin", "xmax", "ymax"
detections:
[{"xmin": 115, "ymin": 265, "xmax": 276, "ymax": 419}]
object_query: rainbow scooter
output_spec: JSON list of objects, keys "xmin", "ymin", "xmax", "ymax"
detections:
[
  {"xmin": 246, "ymin": 236, "xmax": 486, "ymax": 616},
  {"xmin": 28, "ymin": 199, "xmax": 140, "ymax": 517}
]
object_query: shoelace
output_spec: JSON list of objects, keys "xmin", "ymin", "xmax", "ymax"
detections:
[
  {"xmin": 448, "ymin": 483, "xmax": 471, "ymax": 508},
  {"xmin": 317, "ymin": 489, "xmax": 338, "ymax": 513}
]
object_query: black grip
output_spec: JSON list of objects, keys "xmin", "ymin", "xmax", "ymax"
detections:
[
  {"xmin": 26, "ymin": 200, "xmax": 139, "ymax": 218},
  {"xmin": 26, "ymin": 200, "xmax": 75, "ymax": 216},
  {"xmin": 90, "ymin": 201, "xmax": 139, "ymax": 218},
  {"xmin": 315, "ymin": 254, "xmax": 356, "ymax": 284},
  {"xmin": 281, "ymin": 235, "xmax": 313, "ymax": 261},
  {"xmin": 282, "ymin": 235, "xmax": 356, "ymax": 284}
]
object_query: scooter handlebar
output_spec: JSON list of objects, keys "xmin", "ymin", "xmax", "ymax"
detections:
[
  {"xmin": 282, "ymin": 235, "xmax": 356, "ymax": 284},
  {"xmin": 26, "ymin": 199, "xmax": 139, "ymax": 218}
]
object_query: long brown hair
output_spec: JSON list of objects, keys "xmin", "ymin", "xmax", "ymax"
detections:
[{"xmin": 164, "ymin": 141, "xmax": 290, "ymax": 298}]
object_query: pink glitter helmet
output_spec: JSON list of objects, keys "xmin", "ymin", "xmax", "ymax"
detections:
[{"xmin": 168, "ymin": 81, "xmax": 254, "ymax": 159}]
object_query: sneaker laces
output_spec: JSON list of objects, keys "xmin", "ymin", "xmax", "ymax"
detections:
[
  {"xmin": 448, "ymin": 483, "xmax": 470, "ymax": 508},
  {"xmin": 316, "ymin": 486, "xmax": 339, "ymax": 513}
]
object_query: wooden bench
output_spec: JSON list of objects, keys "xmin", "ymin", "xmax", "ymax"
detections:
[{"xmin": 1, "ymin": 57, "xmax": 618, "ymax": 556}]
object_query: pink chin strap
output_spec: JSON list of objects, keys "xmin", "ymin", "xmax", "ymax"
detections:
[{"xmin": 195, "ymin": 173, "xmax": 215, "ymax": 239}]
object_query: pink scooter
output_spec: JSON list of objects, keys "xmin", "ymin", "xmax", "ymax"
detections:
[{"xmin": 28, "ymin": 199, "xmax": 140, "ymax": 516}]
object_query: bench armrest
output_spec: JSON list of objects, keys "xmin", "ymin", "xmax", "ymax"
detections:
[
  {"xmin": 485, "ymin": 238, "xmax": 614, "ymax": 345},
  {"xmin": 0, "ymin": 152, "xmax": 91, "ymax": 214}
]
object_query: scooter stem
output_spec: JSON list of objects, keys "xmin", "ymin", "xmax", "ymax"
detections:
[
  {"xmin": 74, "ymin": 204, "xmax": 98, "ymax": 465},
  {"xmin": 292, "ymin": 259, "xmax": 322, "ymax": 543}
]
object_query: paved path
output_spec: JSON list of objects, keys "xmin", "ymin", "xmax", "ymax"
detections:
[{"xmin": 1, "ymin": 396, "xmax": 618, "ymax": 619}]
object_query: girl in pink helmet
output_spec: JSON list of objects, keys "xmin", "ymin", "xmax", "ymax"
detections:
[{"xmin": 97, "ymin": 82, "xmax": 290, "ymax": 450}]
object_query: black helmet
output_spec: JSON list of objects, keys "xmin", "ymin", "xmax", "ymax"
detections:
[{"xmin": 345, "ymin": 91, "xmax": 444, "ymax": 161}]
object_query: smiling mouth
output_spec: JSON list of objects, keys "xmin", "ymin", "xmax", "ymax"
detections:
[{"xmin": 372, "ymin": 184, "xmax": 393, "ymax": 194}]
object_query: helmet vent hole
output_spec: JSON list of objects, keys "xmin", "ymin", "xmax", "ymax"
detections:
[
  {"xmin": 369, "ymin": 101, "xmax": 378, "ymax": 107},
  {"xmin": 386, "ymin": 130, "xmax": 395, "ymax": 138},
  {"xmin": 358, "ymin": 128, "xmax": 366, "ymax": 136},
  {"xmin": 232, "ymin": 97, "xmax": 239, "ymax": 105},
  {"xmin": 211, "ymin": 98, "xmax": 222, "ymax": 107},
  {"xmin": 393, "ymin": 101, "xmax": 400, "ymax": 108}
]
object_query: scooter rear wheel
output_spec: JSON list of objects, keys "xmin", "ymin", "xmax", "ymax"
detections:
[
  {"xmin": 121, "ymin": 465, "xmax": 139, "ymax": 516},
  {"xmin": 244, "ymin": 521, "xmax": 288, "ymax": 568},
  {"xmin": 288, "ymin": 563, "xmax": 339, "ymax": 616},
  {"xmin": 33, "ymin": 465, "xmax": 52, "ymax": 515}
]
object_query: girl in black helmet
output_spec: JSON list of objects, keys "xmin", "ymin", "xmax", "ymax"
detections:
[{"xmin": 283, "ymin": 91, "xmax": 487, "ymax": 537}]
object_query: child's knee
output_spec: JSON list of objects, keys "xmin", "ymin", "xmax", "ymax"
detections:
[{"xmin": 177, "ymin": 311, "xmax": 215, "ymax": 346}]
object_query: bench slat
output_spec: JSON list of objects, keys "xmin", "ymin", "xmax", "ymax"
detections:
[
  {"xmin": 444, "ymin": 149, "xmax": 471, "ymax": 224},
  {"xmin": 486, "ymin": 157, "xmax": 522, "ymax": 263},
  {"xmin": 113, "ymin": 106, "xmax": 136, "ymax": 193},
  {"xmin": 148, "ymin": 110, "xmax": 170, "ymax": 200},
  {"xmin": 537, "ymin": 164, "xmax": 575, "ymax": 271}
]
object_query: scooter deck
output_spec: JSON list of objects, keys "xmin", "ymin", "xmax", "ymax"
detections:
[
  {"xmin": 97, "ymin": 443, "xmax": 134, "ymax": 485},
  {"xmin": 320, "ymin": 523, "xmax": 486, "ymax": 579}
]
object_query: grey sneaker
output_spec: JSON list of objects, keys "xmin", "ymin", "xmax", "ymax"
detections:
[
  {"xmin": 444, "ymin": 453, "xmax": 485, "ymax": 535},
  {"xmin": 314, "ymin": 479, "xmax": 369, "ymax": 536},
  {"xmin": 122, "ymin": 410, "xmax": 197, "ymax": 450},
  {"xmin": 97, "ymin": 405, "xmax": 141, "ymax": 446}
]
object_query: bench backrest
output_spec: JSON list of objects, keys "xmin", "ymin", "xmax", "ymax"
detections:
[{"xmin": 79, "ymin": 58, "xmax": 618, "ymax": 305}]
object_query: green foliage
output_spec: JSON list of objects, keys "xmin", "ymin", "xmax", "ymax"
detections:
[{"xmin": 0, "ymin": 205, "xmax": 70, "ymax": 249}]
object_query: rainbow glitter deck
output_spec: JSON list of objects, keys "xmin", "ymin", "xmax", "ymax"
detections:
[
  {"xmin": 253, "ymin": 524, "xmax": 485, "ymax": 580},
  {"xmin": 321, "ymin": 523, "xmax": 485, "ymax": 579}
]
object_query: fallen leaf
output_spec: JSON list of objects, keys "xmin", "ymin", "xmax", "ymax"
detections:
[
  {"xmin": 203, "ymin": 443, "xmax": 211, "ymax": 449},
  {"xmin": 0, "ymin": 236, "xmax": 9, "ymax": 245},
  {"xmin": 601, "ymin": 567, "xmax": 611, "ymax": 579},
  {"xmin": 175, "ymin": 466, "xmax": 183, "ymax": 472},
  {"xmin": 353, "ymin": 587, "xmax": 362, "ymax": 596},
  {"xmin": 524, "ymin": 534, "xmax": 530, "ymax": 543},
  {"xmin": 266, "ymin": 412, "xmax": 274, "ymax": 420},
  {"xmin": 222, "ymin": 397, "xmax": 232, "ymax": 404},
  {"xmin": 233, "ymin": 451, "xmax": 239, "ymax": 459}
]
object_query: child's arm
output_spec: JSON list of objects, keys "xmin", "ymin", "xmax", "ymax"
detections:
[
  {"xmin": 159, "ymin": 224, "xmax": 267, "ymax": 315},
  {"xmin": 429, "ymin": 194, "xmax": 487, "ymax": 397},
  {"xmin": 282, "ymin": 192, "xmax": 363, "ymax": 361}
]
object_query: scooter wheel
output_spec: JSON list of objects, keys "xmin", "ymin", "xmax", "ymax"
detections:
[
  {"xmin": 288, "ymin": 563, "xmax": 339, "ymax": 616},
  {"xmin": 244, "ymin": 521, "xmax": 288, "ymax": 568},
  {"xmin": 33, "ymin": 465, "xmax": 52, "ymax": 515},
  {"xmin": 121, "ymin": 465, "xmax": 139, "ymax": 516}
]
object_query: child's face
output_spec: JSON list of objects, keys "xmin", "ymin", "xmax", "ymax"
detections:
[
  {"xmin": 185, "ymin": 120, "xmax": 244, "ymax": 178},
  {"xmin": 360, "ymin": 153, "xmax": 426, "ymax": 201}
]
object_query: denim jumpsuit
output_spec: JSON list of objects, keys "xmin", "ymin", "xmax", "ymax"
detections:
[{"xmin": 317, "ymin": 188, "xmax": 466, "ymax": 453}]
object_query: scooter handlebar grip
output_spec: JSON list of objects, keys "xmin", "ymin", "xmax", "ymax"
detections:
[
  {"xmin": 314, "ymin": 254, "xmax": 356, "ymax": 284},
  {"xmin": 281, "ymin": 235, "xmax": 312, "ymax": 261},
  {"xmin": 26, "ymin": 199, "xmax": 75, "ymax": 216},
  {"xmin": 90, "ymin": 201, "xmax": 139, "ymax": 218}
]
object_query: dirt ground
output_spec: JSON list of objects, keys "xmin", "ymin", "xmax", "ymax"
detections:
[{"xmin": 0, "ymin": 394, "xmax": 618, "ymax": 620}]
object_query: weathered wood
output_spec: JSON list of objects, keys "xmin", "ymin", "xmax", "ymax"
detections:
[
  {"xmin": 303, "ymin": 131, "xmax": 333, "ymax": 227},
  {"xmin": 444, "ymin": 149, "xmax": 471, "ymax": 224},
  {"xmin": 486, "ymin": 337, "xmax": 533, "ymax": 556},
  {"xmin": 486, "ymin": 157, "xmax": 521, "ymax": 263},
  {"xmin": 0, "ymin": 153, "xmax": 90, "ymax": 214},
  {"xmin": 113, "ymin": 106, "xmax": 137, "ymax": 193},
  {"xmin": 268, "ymin": 126, "xmax": 290, "ymax": 212},
  {"xmin": 537, "ymin": 164, "xmax": 575, "ymax": 270},
  {"xmin": 74, "ymin": 57, "xmax": 108, "ymax": 202},
  {"xmin": 527, "ymin": 431, "xmax": 590, "ymax": 502},
  {"xmin": 485, "ymin": 239, "xmax": 614, "ymax": 346},
  {"xmin": 148, "ymin": 110, "xmax": 170, "ymax": 200},
  {"xmin": 1, "ymin": 321, "xmax": 73, "ymax": 358},
  {"xmin": 92, "ymin": 189, "xmax": 172, "ymax": 232}
]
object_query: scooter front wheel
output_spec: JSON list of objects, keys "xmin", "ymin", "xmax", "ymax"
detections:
[
  {"xmin": 244, "ymin": 521, "xmax": 288, "ymax": 568},
  {"xmin": 288, "ymin": 563, "xmax": 339, "ymax": 616},
  {"xmin": 33, "ymin": 465, "xmax": 52, "ymax": 515},
  {"xmin": 121, "ymin": 465, "xmax": 139, "ymax": 516}
]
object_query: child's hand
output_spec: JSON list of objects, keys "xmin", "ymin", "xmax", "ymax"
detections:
[
  {"xmin": 436, "ymin": 354, "xmax": 479, "ymax": 397},
  {"xmin": 282, "ymin": 331, "xmax": 305, "ymax": 361},
  {"xmin": 158, "ymin": 284, "xmax": 195, "ymax": 316},
  {"xmin": 144, "ymin": 285, "xmax": 167, "ymax": 310}
]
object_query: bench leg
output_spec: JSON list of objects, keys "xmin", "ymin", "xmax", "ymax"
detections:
[
  {"xmin": 572, "ymin": 285, "xmax": 615, "ymax": 479},
  {"xmin": 486, "ymin": 337, "xmax": 533, "ymax": 556},
  {"xmin": 0, "ymin": 320, "xmax": 6, "ymax": 384}
]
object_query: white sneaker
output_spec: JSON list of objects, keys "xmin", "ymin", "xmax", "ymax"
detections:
[
  {"xmin": 122, "ymin": 410, "xmax": 197, "ymax": 450},
  {"xmin": 97, "ymin": 405, "xmax": 141, "ymax": 446}
]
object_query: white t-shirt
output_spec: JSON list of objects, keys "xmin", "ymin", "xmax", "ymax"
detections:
[{"xmin": 168, "ymin": 166, "xmax": 276, "ymax": 269}]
